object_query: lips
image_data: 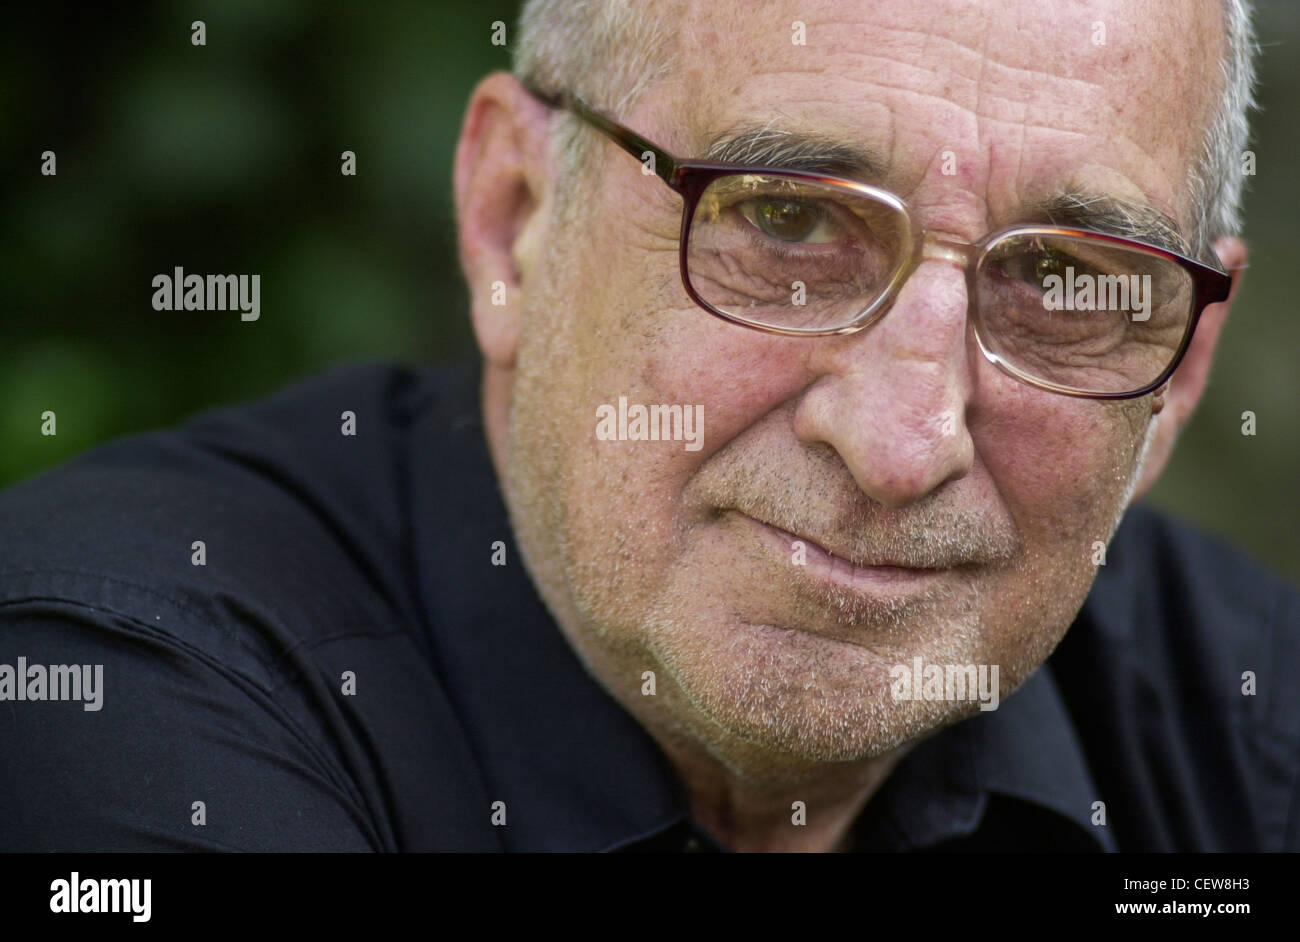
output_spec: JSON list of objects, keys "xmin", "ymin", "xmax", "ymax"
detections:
[
  {"xmin": 716, "ymin": 508, "xmax": 969, "ymax": 635},
  {"xmin": 729, "ymin": 510, "xmax": 953, "ymax": 598},
  {"xmin": 728, "ymin": 511, "xmax": 951, "ymax": 613},
  {"xmin": 744, "ymin": 515, "xmax": 940, "ymax": 573}
]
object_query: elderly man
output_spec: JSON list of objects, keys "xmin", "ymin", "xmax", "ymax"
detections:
[{"xmin": 1, "ymin": 0, "xmax": 1294, "ymax": 853}]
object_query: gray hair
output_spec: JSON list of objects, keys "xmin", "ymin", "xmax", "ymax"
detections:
[
  {"xmin": 1189, "ymin": 0, "xmax": 1258, "ymax": 256},
  {"xmin": 513, "ymin": 0, "xmax": 678, "ymax": 207},
  {"xmin": 514, "ymin": 0, "xmax": 1257, "ymax": 256}
]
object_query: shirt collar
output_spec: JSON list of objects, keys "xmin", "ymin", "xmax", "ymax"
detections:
[
  {"xmin": 410, "ymin": 362, "xmax": 1114, "ymax": 852},
  {"xmin": 970, "ymin": 664, "xmax": 1117, "ymax": 850},
  {"xmin": 863, "ymin": 666, "xmax": 1116, "ymax": 851}
]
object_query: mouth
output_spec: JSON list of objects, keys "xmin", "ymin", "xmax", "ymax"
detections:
[{"xmin": 734, "ymin": 511, "xmax": 952, "ymax": 596}]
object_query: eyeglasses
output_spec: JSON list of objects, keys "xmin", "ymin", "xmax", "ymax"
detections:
[{"xmin": 523, "ymin": 81, "xmax": 1232, "ymax": 400}]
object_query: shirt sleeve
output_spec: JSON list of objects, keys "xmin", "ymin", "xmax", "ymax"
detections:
[{"xmin": 0, "ymin": 598, "xmax": 380, "ymax": 852}]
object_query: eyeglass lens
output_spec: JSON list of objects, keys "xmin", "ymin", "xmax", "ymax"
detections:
[{"xmin": 684, "ymin": 172, "xmax": 1194, "ymax": 394}]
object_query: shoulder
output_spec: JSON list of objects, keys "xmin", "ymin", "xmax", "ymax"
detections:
[
  {"xmin": 1089, "ymin": 503, "xmax": 1298, "ymax": 717},
  {"xmin": 1053, "ymin": 503, "xmax": 1300, "ymax": 850},
  {"xmin": 0, "ymin": 359, "xmax": 494, "ymax": 850},
  {"xmin": 0, "ymin": 360, "xmax": 445, "ymax": 663}
]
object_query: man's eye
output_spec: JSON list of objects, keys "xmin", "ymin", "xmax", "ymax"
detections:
[
  {"xmin": 998, "ymin": 248, "xmax": 1078, "ymax": 285},
  {"xmin": 739, "ymin": 197, "xmax": 831, "ymax": 243},
  {"xmin": 1033, "ymin": 250, "xmax": 1070, "ymax": 282}
]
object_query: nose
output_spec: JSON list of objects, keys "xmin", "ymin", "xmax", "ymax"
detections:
[{"xmin": 792, "ymin": 256, "xmax": 975, "ymax": 508}]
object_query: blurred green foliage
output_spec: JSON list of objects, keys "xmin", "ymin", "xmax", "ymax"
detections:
[{"xmin": 1, "ymin": 0, "xmax": 1296, "ymax": 581}]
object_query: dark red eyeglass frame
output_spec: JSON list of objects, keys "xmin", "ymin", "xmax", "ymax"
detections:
[{"xmin": 522, "ymin": 79, "xmax": 1233, "ymax": 400}]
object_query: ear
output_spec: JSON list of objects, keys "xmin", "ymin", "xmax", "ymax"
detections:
[
  {"xmin": 1130, "ymin": 235, "xmax": 1247, "ymax": 500},
  {"xmin": 453, "ymin": 71, "xmax": 552, "ymax": 371}
]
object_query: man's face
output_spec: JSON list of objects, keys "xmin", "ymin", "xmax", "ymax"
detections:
[{"xmin": 500, "ymin": 0, "xmax": 1220, "ymax": 767}]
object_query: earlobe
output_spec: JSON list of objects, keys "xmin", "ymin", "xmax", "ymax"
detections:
[
  {"xmin": 1150, "ymin": 382, "xmax": 1168, "ymax": 416},
  {"xmin": 454, "ymin": 72, "xmax": 550, "ymax": 371}
]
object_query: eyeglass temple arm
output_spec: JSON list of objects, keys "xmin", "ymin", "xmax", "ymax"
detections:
[{"xmin": 521, "ymin": 79, "xmax": 679, "ymax": 186}]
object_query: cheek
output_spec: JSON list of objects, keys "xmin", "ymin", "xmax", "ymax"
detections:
[
  {"xmin": 553, "ymin": 301, "xmax": 812, "ymax": 606},
  {"xmin": 641, "ymin": 318, "xmax": 810, "ymax": 461},
  {"xmin": 974, "ymin": 377, "xmax": 1149, "ymax": 554}
]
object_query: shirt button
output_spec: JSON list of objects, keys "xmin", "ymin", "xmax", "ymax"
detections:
[{"xmin": 683, "ymin": 836, "xmax": 703, "ymax": 853}]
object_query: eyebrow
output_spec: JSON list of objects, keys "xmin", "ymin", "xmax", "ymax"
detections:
[
  {"xmin": 698, "ymin": 125, "xmax": 1192, "ymax": 258},
  {"xmin": 1033, "ymin": 192, "xmax": 1191, "ymax": 257},
  {"xmin": 702, "ymin": 124, "xmax": 888, "ymax": 180}
]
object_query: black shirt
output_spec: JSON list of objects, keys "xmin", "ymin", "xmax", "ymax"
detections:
[{"xmin": 0, "ymin": 361, "xmax": 1296, "ymax": 852}]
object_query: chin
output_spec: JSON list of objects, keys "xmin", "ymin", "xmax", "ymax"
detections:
[{"xmin": 643, "ymin": 605, "xmax": 999, "ymax": 765}]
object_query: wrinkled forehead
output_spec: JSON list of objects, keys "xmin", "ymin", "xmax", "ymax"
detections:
[{"xmin": 653, "ymin": 0, "xmax": 1222, "ymax": 236}]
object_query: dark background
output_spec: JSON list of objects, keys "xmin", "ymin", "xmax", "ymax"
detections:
[{"xmin": 2, "ymin": 0, "xmax": 1296, "ymax": 581}]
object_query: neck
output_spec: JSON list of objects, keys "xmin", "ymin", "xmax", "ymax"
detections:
[{"xmin": 652, "ymin": 729, "xmax": 910, "ymax": 852}]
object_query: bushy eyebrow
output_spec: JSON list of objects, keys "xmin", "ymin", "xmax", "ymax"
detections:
[
  {"xmin": 1034, "ymin": 192, "xmax": 1190, "ymax": 257},
  {"xmin": 700, "ymin": 126, "xmax": 1191, "ymax": 258},
  {"xmin": 702, "ymin": 124, "xmax": 887, "ymax": 180}
]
